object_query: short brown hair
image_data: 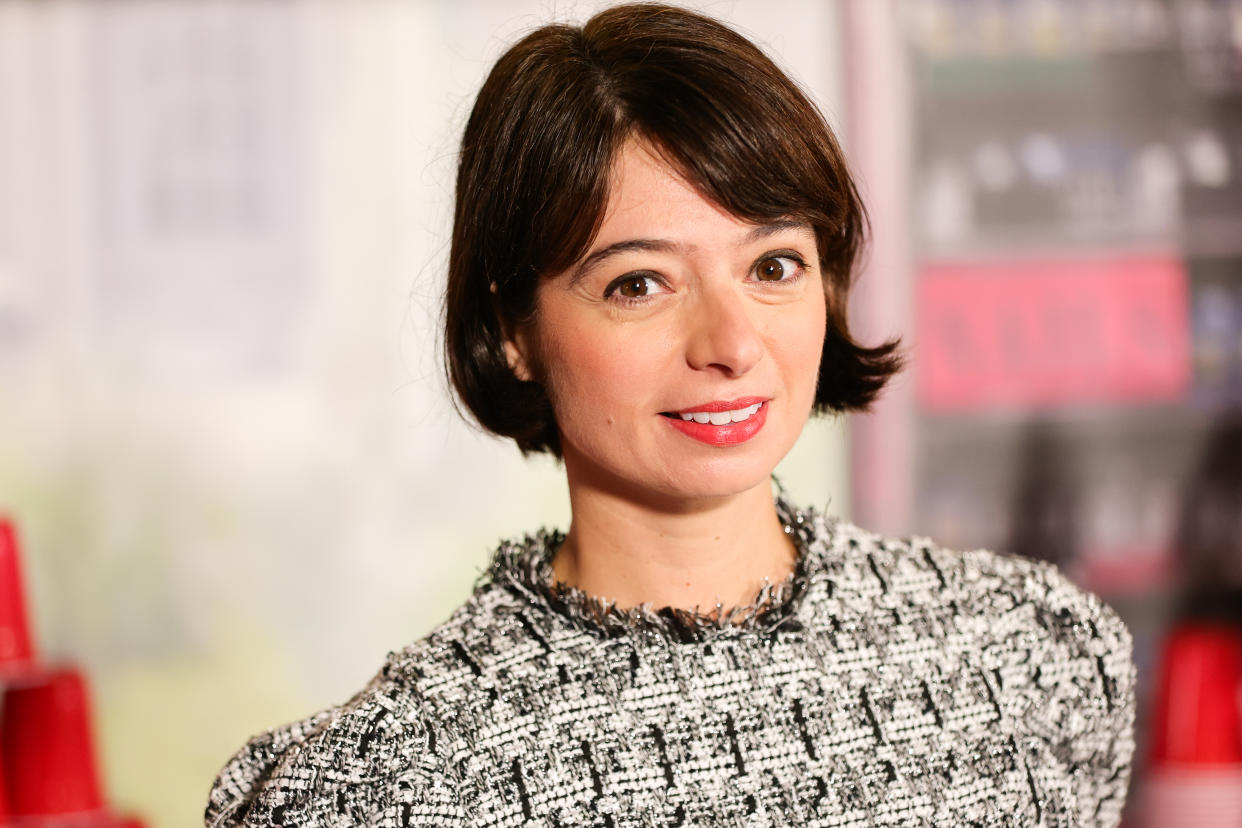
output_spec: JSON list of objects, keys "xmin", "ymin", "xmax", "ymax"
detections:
[{"xmin": 444, "ymin": 2, "xmax": 903, "ymax": 456}]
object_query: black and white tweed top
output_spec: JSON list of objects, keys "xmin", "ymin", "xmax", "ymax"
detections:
[{"xmin": 206, "ymin": 497, "xmax": 1136, "ymax": 827}]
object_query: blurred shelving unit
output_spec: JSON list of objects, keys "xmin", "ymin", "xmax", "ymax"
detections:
[{"xmin": 843, "ymin": 1, "xmax": 1242, "ymax": 823}]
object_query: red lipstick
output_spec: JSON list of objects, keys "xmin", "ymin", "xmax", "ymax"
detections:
[
  {"xmin": 667, "ymin": 396, "xmax": 768, "ymax": 414},
  {"xmin": 661, "ymin": 399, "xmax": 769, "ymax": 447}
]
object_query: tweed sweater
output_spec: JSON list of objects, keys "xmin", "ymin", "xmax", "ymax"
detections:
[{"xmin": 205, "ymin": 498, "xmax": 1136, "ymax": 827}]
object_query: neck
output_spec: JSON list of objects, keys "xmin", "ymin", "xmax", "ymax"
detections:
[{"xmin": 552, "ymin": 472, "xmax": 797, "ymax": 615}]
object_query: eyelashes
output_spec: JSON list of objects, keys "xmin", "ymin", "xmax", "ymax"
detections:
[
  {"xmin": 602, "ymin": 250, "xmax": 811, "ymax": 308},
  {"xmin": 604, "ymin": 272, "xmax": 666, "ymax": 304}
]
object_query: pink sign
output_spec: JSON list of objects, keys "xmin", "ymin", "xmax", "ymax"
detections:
[{"xmin": 916, "ymin": 255, "xmax": 1190, "ymax": 412}]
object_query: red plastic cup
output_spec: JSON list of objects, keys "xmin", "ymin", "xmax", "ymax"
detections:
[
  {"xmin": 1148, "ymin": 624, "xmax": 1242, "ymax": 766},
  {"xmin": 1141, "ymin": 623, "xmax": 1242, "ymax": 827},
  {"xmin": 0, "ymin": 517, "xmax": 36, "ymax": 676},
  {"xmin": 1, "ymin": 666, "xmax": 106, "ymax": 818},
  {"xmin": 0, "ymin": 748, "xmax": 9, "ymax": 824}
]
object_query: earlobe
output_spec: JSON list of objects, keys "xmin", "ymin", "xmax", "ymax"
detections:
[
  {"xmin": 504, "ymin": 337, "xmax": 533, "ymax": 383},
  {"xmin": 493, "ymin": 281, "xmax": 535, "ymax": 383}
]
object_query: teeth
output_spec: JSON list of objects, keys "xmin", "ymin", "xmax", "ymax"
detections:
[
  {"xmin": 730, "ymin": 405, "xmax": 755, "ymax": 422},
  {"xmin": 677, "ymin": 402, "xmax": 763, "ymax": 425}
]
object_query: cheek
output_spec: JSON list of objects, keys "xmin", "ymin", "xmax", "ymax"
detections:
[
  {"xmin": 538, "ymin": 318, "xmax": 668, "ymax": 425},
  {"xmin": 772, "ymin": 294, "xmax": 828, "ymax": 390}
]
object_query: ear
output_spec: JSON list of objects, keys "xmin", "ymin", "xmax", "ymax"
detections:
[
  {"xmin": 492, "ymin": 280, "xmax": 536, "ymax": 383},
  {"xmin": 503, "ymin": 333, "xmax": 534, "ymax": 383}
]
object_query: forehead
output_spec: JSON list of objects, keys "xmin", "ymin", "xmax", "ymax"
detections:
[{"xmin": 594, "ymin": 139, "xmax": 768, "ymax": 246}]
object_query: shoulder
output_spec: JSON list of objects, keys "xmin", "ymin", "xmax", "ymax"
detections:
[
  {"xmin": 832, "ymin": 519, "xmax": 1136, "ymax": 826},
  {"xmin": 837, "ymin": 518, "xmax": 1135, "ymax": 712},
  {"xmin": 205, "ymin": 671, "xmax": 464, "ymax": 827},
  {"xmin": 949, "ymin": 538, "xmax": 1136, "ymax": 700},
  {"xmin": 827, "ymin": 516, "xmax": 1133, "ymax": 664},
  {"xmin": 204, "ymin": 588, "xmax": 532, "ymax": 828}
]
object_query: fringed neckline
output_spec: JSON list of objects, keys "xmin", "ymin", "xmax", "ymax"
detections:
[{"xmin": 480, "ymin": 493, "xmax": 829, "ymax": 643}]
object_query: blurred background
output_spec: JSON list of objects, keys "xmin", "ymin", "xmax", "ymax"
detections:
[{"xmin": 0, "ymin": 0, "xmax": 1239, "ymax": 825}]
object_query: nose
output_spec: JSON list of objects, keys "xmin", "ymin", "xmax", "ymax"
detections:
[{"xmin": 684, "ymin": 282, "xmax": 764, "ymax": 377}]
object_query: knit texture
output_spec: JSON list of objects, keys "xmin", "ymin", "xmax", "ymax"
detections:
[{"xmin": 205, "ymin": 497, "xmax": 1136, "ymax": 827}]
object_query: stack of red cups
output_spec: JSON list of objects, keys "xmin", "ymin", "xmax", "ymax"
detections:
[
  {"xmin": 0, "ymin": 517, "xmax": 147, "ymax": 828},
  {"xmin": 1, "ymin": 748, "xmax": 8, "ymax": 827},
  {"xmin": 1140, "ymin": 623, "xmax": 1242, "ymax": 827}
]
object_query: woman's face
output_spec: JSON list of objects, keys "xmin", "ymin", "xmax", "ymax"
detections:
[{"xmin": 507, "ymin": 140, "xmax": 827, "ymax": 503}]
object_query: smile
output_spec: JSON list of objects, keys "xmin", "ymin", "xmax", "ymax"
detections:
[
  {"xmin": 659, "ymin": 399, "xmax": 769, "ymax": 446},
  {"xmin": 675, "ymin": 402, "xmax": 763, "ymax": 424}
]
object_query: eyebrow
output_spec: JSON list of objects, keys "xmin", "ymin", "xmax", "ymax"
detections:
[{"xmin": 569, "ymin": 218, "xmax": 811, "ymax": 285}]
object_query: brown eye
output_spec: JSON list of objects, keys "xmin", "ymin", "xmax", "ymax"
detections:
[
  {"xmin": 609, "ymin": 274, "xmax": 661, "ymax": 300},
  {"xmin": 754, "ymin": 255, "xmax": 804, "ymax": 283},
  {"xmin": 756, "ymin": 257, "xmax": 788, "ymax": 281},
  {"xmin": 617, "ymin": 276, "xmax": 649, "ymax": 297},
  {"xmin": 604, "ymin": 273, "xmax": 668, "ymax": 304}
]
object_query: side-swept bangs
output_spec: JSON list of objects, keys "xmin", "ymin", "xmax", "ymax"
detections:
[{"xmin": 445, "ymin": 2, "xmax": 903, "ymax": 457}]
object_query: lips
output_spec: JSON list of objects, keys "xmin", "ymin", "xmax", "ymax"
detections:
[
  {"xmin": 660, "ymin": 399, "xmax": 769, "ymax": 446},
  {"xmin": 663, "ymin": 396, "xmax": 769, "ymax": 415}
]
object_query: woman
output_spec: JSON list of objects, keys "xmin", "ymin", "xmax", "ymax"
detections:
[{"xmin": 206, "ymin": 4, "xmax": 1136, "ymax": 826}]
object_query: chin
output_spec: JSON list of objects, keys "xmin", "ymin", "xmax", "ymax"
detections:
[
  {"xmin": 633, "ymin": 446, "xmax": 789, "ymax": 505},
  {"xmin": 561, "ymin": 443, "xmax": 772, "ymax": 504},
  {"xmin": 670, "ymin": 477, "xmax": 773, "ymax": 505},
  {"xmin": 561, "ymin": 410, "xmax": 803, "ymax": 504},
  {"xmin": 666, "ymin": 425, "xmax": 800, "ymax": 491}
]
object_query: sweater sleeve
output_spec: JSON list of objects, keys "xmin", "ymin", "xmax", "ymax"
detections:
[
  {"xmin": 204, "ymin": 683, "xmax": 464, "ymax": 827},
  {"xmin": 1014, "ymin": 557, "xmax": 1138, "ymax": 828}
]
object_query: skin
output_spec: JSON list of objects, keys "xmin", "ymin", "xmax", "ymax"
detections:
[{"xmin": 505, "ymin": 139, "xmax": 828, "ymax": 615}]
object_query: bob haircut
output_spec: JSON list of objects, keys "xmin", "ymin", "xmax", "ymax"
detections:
[{"xmin": 445, "ymin": 2, "xmax": 903, "ymax": 457}]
